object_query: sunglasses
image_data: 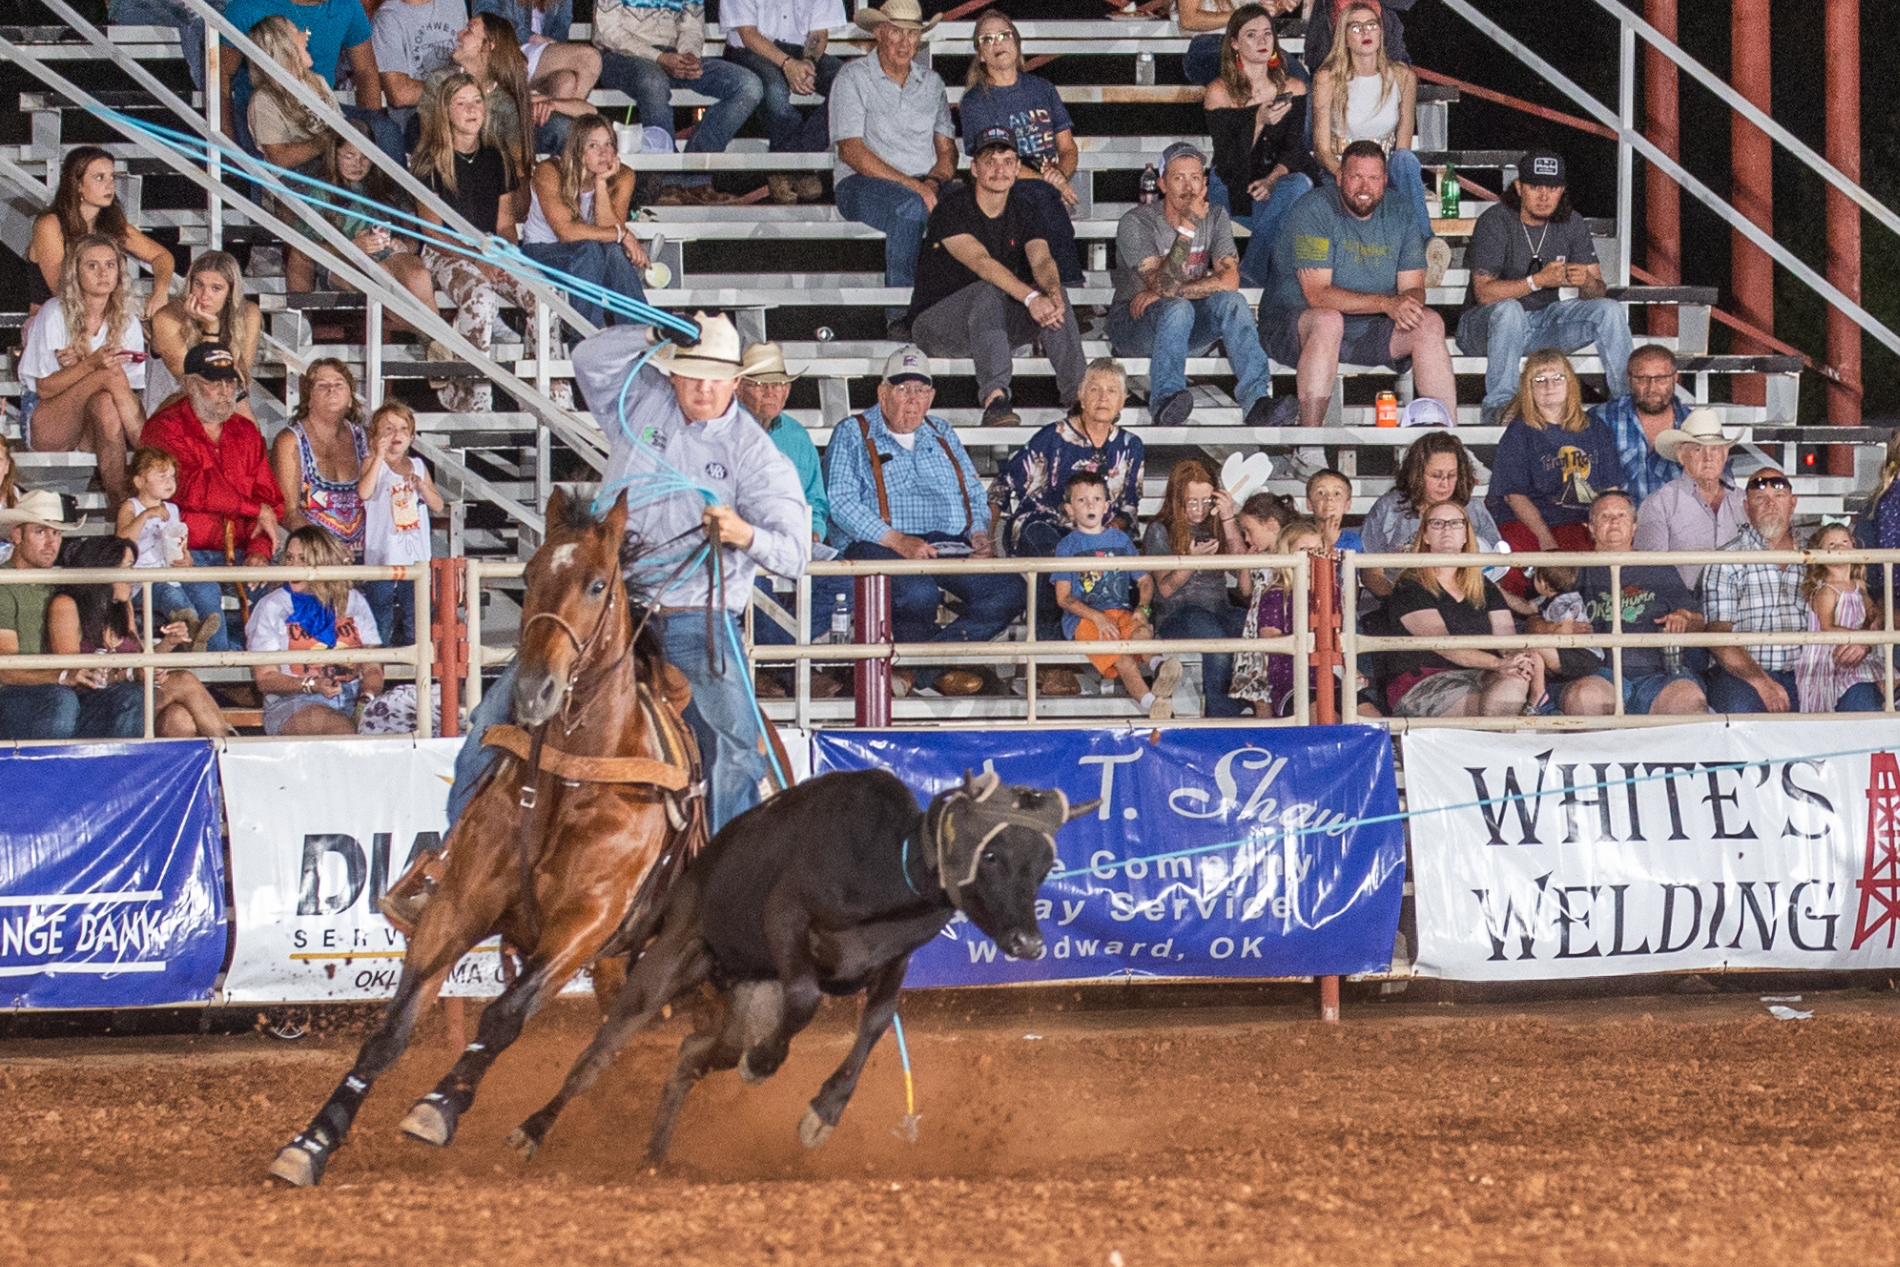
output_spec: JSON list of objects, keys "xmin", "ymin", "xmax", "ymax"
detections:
[
  {"xmin": 1531, "ymin": 373, "xmax": 1568, "ymax": 386},
  {"xmin": 975, "ymin": 31, "xmax": 1015, "ymax": 45},
  {"xmin": 1747, "ymin": 474, "xmax": 1793, "ymax": 492}
]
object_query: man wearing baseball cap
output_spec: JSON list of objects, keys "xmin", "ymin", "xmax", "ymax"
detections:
[
  {"xmin": 1107, "ymin": 140, "xmax": 1273, "ymax": 428},
  {"xmin": 907, "ymin": 125, "xmax": 1087, "ymax": 426},
  {"xmin": 823, "ymin": 345, "xmax": 1022, "ymax": 697},
  {"xmin": 1456, "ymin": 146, "xmax": 1633, "ymax": 426}
]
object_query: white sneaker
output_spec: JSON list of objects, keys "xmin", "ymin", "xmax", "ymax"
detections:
[
  {"xmin": 1287, "ymin": 447, "xmax": 1330, "ymax": 480},
  {"xmin": 1424, "ymin": 237, "xmax": 1452, "ymax": 289},
  {"xmin": 1148, "ymin": 657, "xmax": 1183, "ymax": 720}
]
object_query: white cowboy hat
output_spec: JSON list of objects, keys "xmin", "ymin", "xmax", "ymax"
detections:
[
  {"xmin": 740, "ymin": 341, "xmax": 802, "ymax": 385},
  {"xmin": 1654, "ymin": 407, "xmax": 1735, "ymax": 463},
  {"xmin": 0, "ymin": 489, "xmax": 77, "ymax": 530},
  {"xmin": 653, "ymin": 311, "xmax": 746, "ymax": 382},
  {"xmin": 856, "ymin": 0, "xmax": 942, "ymax": 34}
]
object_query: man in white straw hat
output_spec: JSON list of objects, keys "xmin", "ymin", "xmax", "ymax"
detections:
[
  {"xmin": 1632, "ymin": 405, "xmax": 1745, "ymax": 590},
  {"xmin": 0, "ymin": 490, "xmax": 141, "ymax": 740},
  {"xmin": 830, "ymin": 0, "xmax": 955, "ymax": 336},
  {"xmin": 448, "ymin": 312, "xmax": 811, "ymax": 836}
]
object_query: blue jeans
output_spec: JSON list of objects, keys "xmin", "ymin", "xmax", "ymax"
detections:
[
  {"xmin": 183, "ymin": 548, "xmax": 238, "ymax": 651},
  {"xmin": 1457, "ymin": 296, "xmax": 1635, "ymax": 416},
  {"xmin": 362, "ymin": 578, "xmax": 417, "ymax": 647},
  {"xmin": 446, "ymin": 613, "xmax": 767, "ymax": 836},
  {"xmin": 1183, "ymin": 32, "xmax": 1222, "ymax": 86},
  {"xmin": 597, "ymin": 51, "xmax": 763, "ymax": 157},
  {"xmin": 111, "ymin": 0, "xmax": 224, "ymax": 90},
  {"xmin": 0, "ymin": 684, "xmax": 80, "ymax": 740},
  {"xmin": 836, "ymin": 174, "xmax": 929, "ymax": 324},
  {"xmin": 841, "ymin": 536, "xmax": 1024, "ymax": 690},
  {"xmin": 1159, "ymin": 603, "xmax": 1250, "ymax": 719},
  {"xmin": 1708, "ymin": 666, "xmax": 1884, "ymax": 714},
  {"xmin": 1208, "ymin": 169, "xmax": 1315, "ymax": 289},
  {"xmin": 76, "ymin": 681, "xmax": 146, "ymax": 739},
  {"xmin": 722, "ymin": 42, "xmax": 841, "ymax": 152},
  {"xmin": 519, "ymin": 238, "xmax": 649, "ymax": 332},
  {"xmin": 1107, "ymin": 290, "xmax": 1272, "ymax": 417}
]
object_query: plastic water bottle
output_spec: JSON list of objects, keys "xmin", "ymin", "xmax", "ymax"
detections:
[
  {"xmin": 1139, "ymin": 164, "xmax": 1159, "ymax": 205},
  {"xmin": 829, "ymin": 593, "xmax": 851, "ymax": 644},
  {"xmin": 1439, "ymin": 161, "xmax": 1461, "ymax": 220}
]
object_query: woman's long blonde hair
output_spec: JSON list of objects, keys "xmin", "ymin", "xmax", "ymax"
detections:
[
  {"xmin": 553, "ymin": 114, "xmax": 618, "ymax": 220},
  {"xmin": 1319, "ymin": 2, "xmax": 1400, "ymax": 153},
  {"xmin": 248, "ymin": 15, "xmax": 334, "ymax": 145},
  {"xmin": 965, "ymin": 10, "xmax": 1025, "ymax": 90},
  {"xmin": 289, "ymin": 525, "xmax": 353, "ymax": 615},
  {"xmin": 1217, "ymin": 4, "xmax": 1289, "ymax": 107},
  {"xmin": 57, "ymin": 233, "xmax": 132, "ymax": 362},
  {"xmin": 171, "ymin": 251, "xmax": 245, "ymax": 357},
  {"xmin": 1268, "ymin": 516, "xmax": 1324, "ymax": 589},
  {"xmin": 412, "ymin": 71, "xmax": 483, "ymax": 194},
  {"xmin": 1505, "ymin": 348, "xmax": 1588, "ymax": 432},
  {"xmin": 1400, "ymin": 499, "xmax": 1487, "ymax": 609}
]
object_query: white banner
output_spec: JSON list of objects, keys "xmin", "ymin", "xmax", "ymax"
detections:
[
  {"xmin": 221, "ymin": 738, "xmax": 586, "ymax": 1003},
  {"xmin": 1403, "ymin": 720, "xmax": 1900, "ymax": 980}
]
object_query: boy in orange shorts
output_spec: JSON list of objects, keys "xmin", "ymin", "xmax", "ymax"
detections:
[{"xmin": 1052, "ymin": 471, "xmax": 1183, "ymax": 718}]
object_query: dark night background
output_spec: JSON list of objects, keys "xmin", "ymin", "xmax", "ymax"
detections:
[{"xmin": 4, "ymin": 0, "xmax": 1895, "ymax": 423}]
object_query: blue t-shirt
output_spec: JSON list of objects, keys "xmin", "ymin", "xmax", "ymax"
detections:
[
  {"xmin": 1486, "ymin": 417, "xmax": 1624, "ymax": 529},
  {"xmin": 1267, "ymin": 182, "xmax": 1424, "ymax": 316},
  {"xmin": 225, "ymin": 0, "xmax": 372, "ymax": 111},
  {"xmin": 1054, "ymin": 526, "xmax": 1140, "ymax": 636},
  {"xmin": 958, "ymin": 75, "xmax": 1073, "ymax": 166},
  {"xmin": 1336, "ymin": 528, "xmax": 1365, "ymax": 553}
]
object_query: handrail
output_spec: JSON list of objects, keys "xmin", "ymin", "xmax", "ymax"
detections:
[
  {"xmin": 1411, "ymin": 67, "xmax": 1617, "ymax": 141},
  {"xmin": 1628, "ymin": 263, "xmax": 1858, "ymax": 394}
]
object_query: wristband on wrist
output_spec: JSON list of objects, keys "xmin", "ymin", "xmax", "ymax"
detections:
[
  {"xmin": 1527, "ymin": 276, "xmax": 1540, "ymax": 292},
  {"xmin": 1022, "ymin": 290, "xmax": 1041, "ymax": 308}
]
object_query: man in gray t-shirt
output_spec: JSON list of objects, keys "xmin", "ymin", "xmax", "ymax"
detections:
[
  {"xmin": 373, "ymin": 0, "xmax": 466, "ymax": 108},
  {"xmin": 1454, "ymin": 147, "xmax": 1633, "ymax": 425},
  {"xmin": 1106, "ymin": 142, "xmax": 1271, "ymax": 428}
]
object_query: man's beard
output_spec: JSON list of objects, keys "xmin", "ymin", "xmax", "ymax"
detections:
[{"xmin": 1346, "ymin": 192, "xmax": 1379, "ymax": 216}]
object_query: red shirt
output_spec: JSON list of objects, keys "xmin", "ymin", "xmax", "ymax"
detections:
[{"xmin": 143, "ymin": 397, "xmax": 286, "ymax": 559}]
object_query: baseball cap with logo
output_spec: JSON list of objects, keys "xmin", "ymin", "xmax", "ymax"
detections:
[
  {"xmin": 1159, "ymin": 140, "xmax": 1208, "ymax": 177},
  {"xmin": 183, "ymin": 342, "xmax": 242, "ymax": 382},
  {"xmin": 882, "ymin": 345, "xmax": 933, "ymax": 387},
  {"xmin": 1518, "ymin": 148, "xmax": 1567, "ymax": 187},
  {"xmin": 971, "ymin": 125, "xmax": 1019, "ymax": 158}
]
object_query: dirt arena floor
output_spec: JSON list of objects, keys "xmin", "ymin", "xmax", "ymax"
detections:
[{"xmin": 7, "ymin": 984, "xmax": 1900, "ymax": 1265}]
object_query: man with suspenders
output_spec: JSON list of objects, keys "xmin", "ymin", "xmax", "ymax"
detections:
[{"xmin": 823, "ymin": 346, "xmax": 1024, "ymax": 696}]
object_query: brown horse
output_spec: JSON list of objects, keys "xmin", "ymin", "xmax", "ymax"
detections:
[{"xmin": 267, "ymin": 488, "xmax": 703, "ymax": 1187}]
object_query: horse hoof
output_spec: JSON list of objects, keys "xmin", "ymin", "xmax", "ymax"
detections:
[
  {"xmin": 267, "ymin": 1143, "xmax": 322, "ymax": 1188},
  {"xmin": 797, "ymin": 1109, "xmax": 833, "ymax": 1150},
  {"xmin": 506, "ymin": 1127, "xmax": 540, "ymax": 1161},
  {"xmin": 400, "ymin": 1099, "xmax": 454, "ymax": 1148},
  {"xmin": 738, "ymin": 1050, "xmax": 778, "ymax": 1086}
]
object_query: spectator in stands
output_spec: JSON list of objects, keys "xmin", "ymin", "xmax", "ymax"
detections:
[
  {"xmin": 1204, "ymin": 6, "xmax": 1316, "ymax": 290},
  {"xmin": 521, "ymin": 114, "xmax": 651, "ymax": 330},
  {"xmin": 1797, "ymin": 524, "xmax": 1883, "ymax": 714},
  {"xmin": 0, "ymin": 437, "xmax": 19, "ymax": 565},
  {"xmin": 1703, "ymin": 468, "xmax": 1880, "ymax": 714},
  {"xmin": 1865, "ymin": 432, "xmax": 1900, "ymax": 556},
  {"xmin": 1053, "ymin": 471, "xmax": 1182, "ymax": 720},
  {"xmin": 47, "ymin": 535, "xmax": 233, "ymax": 737},
  {"xmin": 824, "ymin": 346, "xmax": 1021, "ymax": 698},
  {"xmin": 0, "ymin": 491, "xmax": 99, "ymax": 740},
  {"xmin": 1109, "ymin": 142, "xmax": 1272, "ymax": 428},
  {"xmin": 27, "ymin": 146, "xmax": 175, "ymax": 321},
  {"xmin": 372, "ymin": 0, "xmax": 467, "ymax": 116},
  {"xmin": 1178, "ymin": 0, "xmax": 1304, "ymax": 87},
  {"xmin": 722, "ymin": 0, "xmax": 844, "ymax": 202},
  {"xmin": 1303, "ymin": 0, "xmax": 1410, "ymax": 71},
  {"xmin": 147, "ymin": 252, "xmax": 261, "ymax": 415},
  {"xmin": 143, "ymin": 343, "xmax": 287, "ymax": 653},
  {"xmin": 118, "ymin": 446, "xmax": 221, "ymax": 651},
  {"xmin": 592, "ymin": 0, "xmax": 764, "ymax": 203},
  {"xmin": 18, "ymin": 233, "xmax": 147, "ymax": 509},
  {"xmin": 458, "ymin": 8, "xmax": 597, "ymax": 152},
  {"xmin": 1310, "ymin": 3, "xmax": 1445, "ymax": 282},
  {"xmin": 221, "ymin": 0, "xmax": 402, "ymax": 163},
  {"xmin": 1306, "ymin": 466, "xmax": 1362, "ymax": 552},
  {"xmin": 1384, "ymin": 499, "xmax": 1543, "ymax": 717},
  {"xmin": 908, "ymin": 126, "xmax": 1087, "ymax": 427},
  {"xmin": 248, "ymin": 525, "xmax": 387, "ymax": 734},
  {"xmin": 108, "ymin": 0, "xmax": 222, "ymax": 93},
  {"xmin": 272, "ymin": 359, "xmax": 370, "ymax": 559},
  {"xmin": 830, "ymin": 0, "xmax": 956, "ymax": 337},
  {"xmin": 959, "ymin": 10, "xmax": 1084, "ymax": 286},
  {"xmin": 1632, "ymin": 408, "xmax": 1743, "ymax": 589},
  {"xmin": 993, "ymin": 357, "xmax": 1146, "ymax": 696},
  {"xmin": 317, "ymin": 122, "xmax": 442, "ymax": 326},
  {"xmin": 247, "ymin": 14, "xmax": 340, "ymax": 297},
  {"xmin": 1143, "ymin": 458, "xmax": 1250, "ymax": 719},
  {"xmin": 1591, "ymin": 344, "xmax": 1692, "ymax": 506},
  {"xmin": 1457, "ymin": 149, "xmax": 1632, "ymax": 428},
  {"xmin": 1485, "ymin": 349, "xmax": 1618, "ymax": 578},
  {"xmin": 1262, "ymin": 140, "xmax": 1455, "ymax": 474},
  {"xmin": 1228, "ymin": 515, "xmax": 1324, "ymax": 717},
  {"xmin": 358, "ymin": 400, "xmax": 443, "ymax": 646},
  {"xmin": 1359, "ymin": 431, "xmax": 1501, "ymax": 599},
  {"xmin": 1548, "ymin": 489, "xmax": 1709, "ymax": 717},
  {"xmin": 412, "ymin": 72, "xmax": 536, "ymax": 413},
  {"xmin": 473, "ymin": 0, "xmax": 603, "ymax": 134}
]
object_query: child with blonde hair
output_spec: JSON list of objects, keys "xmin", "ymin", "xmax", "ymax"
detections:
[
  {"xmin": 116, "ymin": 446, "xmax": 220, "ymax": 651},
  {"xmin": 357, "ymin": 400, "xmax": 444, "ymax": 645},
  {"xmin": 1229, "ymin": 517, "xmax": 1327, "ymax": 717},
  {"xmin": 1796, "ymin": 522, "xmax": 1884, "ymax": 713}
]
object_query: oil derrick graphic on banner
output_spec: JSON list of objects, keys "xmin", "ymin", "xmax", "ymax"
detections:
[{"xmin": 1851, "ymin": 752, "xmax": 1900, "ymax": 950}]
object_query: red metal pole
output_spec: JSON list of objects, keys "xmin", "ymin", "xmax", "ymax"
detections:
[
  {"xmin": 1825, "ymin": 0, "xmax": 1862, "ymax": 450},
  {"xmin": 1644, "ymin": 0, "xmax": 1681, "ymax": 338},
  {"xmin": 1312, "ymin": 553, "xmax": 1341, "ymax": 1022},
  {"xmin": 852, "ymin": 573, "xmax": 891, "ymax": 727},
  {"xmin": 1730, "ymin": 0, "xmax": 1775, "ymax": 407},
  {"xmin": 431, "ymin": 557, "xmax": 467, "ymax": 738}
]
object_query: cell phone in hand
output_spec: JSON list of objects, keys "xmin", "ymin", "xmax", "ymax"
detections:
[{"xmin": 124, "ymin": 351, "xmax": 148, "ymax": 363}]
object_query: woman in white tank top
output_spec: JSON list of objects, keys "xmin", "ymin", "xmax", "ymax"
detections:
[
  {"xmin": 1311, "ymin": 1, "xmax": 1447, "ymax": 284},
  {"xmin": 519, "ymin": 113, "xmax": 653, "ymax": 330}
]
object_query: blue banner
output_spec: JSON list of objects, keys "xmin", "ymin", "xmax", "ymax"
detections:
[
  {"xmin": 814, "ymin": 726, "xmax": 1405, "ymax": 985},
  {"xmin": 0, "ymin": 741, "xmax": 226, "ymax": 1008}
]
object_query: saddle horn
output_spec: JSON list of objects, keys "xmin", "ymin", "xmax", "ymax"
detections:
[{"xmin": 1064, "ymin": 798, "xmax": 1101, "ymax": 822}]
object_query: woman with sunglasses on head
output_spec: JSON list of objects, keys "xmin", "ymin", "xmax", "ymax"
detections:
[{"xmin": 1485, "ymin": 348, "xmax": 1620, "ymax": 595}]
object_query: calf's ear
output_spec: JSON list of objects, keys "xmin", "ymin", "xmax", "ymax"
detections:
[{"xmin": 1065, "ymin": 798, "xmax": 1101, "ymax": 823}]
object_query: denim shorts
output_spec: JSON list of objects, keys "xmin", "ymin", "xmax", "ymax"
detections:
[
  {"xmin": 1593, "ymin": 665, "xmax": 1704, "ymax": 715},
  {"xmin": 1262, "ymin": 310, "xmax": 1405, "ymax": 372}
]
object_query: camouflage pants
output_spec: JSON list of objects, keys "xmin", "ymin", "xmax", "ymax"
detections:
[{"xmin": 421, "ymin": 246, "xmax": 537, "ymax": 413}]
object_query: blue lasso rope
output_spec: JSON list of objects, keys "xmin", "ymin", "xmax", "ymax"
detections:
[{"xmin": 1044, "ymin": 734, "xmax": 1900, "ymax": 883}]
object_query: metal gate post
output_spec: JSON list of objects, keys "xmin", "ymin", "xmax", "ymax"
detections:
[
  {"xmin": 1312, "ymin": 552, "xmax": 1343, "ymax": 1023},
  {"xmin": 432, "ymin": 557, "xmax": 468, "ymax": 738},
  {"xmin": 1825, "ymin": 0, "xmax": 1862, "ymax": 444},
  {"xmin": 853, "ymin": 572, "xmax": 892, "ymax": 728}
]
